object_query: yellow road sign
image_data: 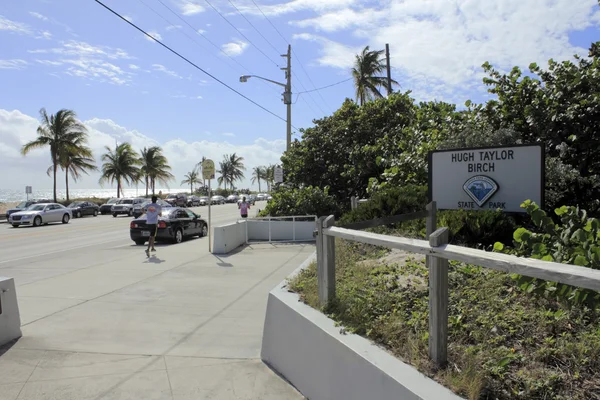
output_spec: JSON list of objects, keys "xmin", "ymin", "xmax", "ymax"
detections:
[{"xmin": 202, "ymin": 159, "xmax": 215, "ymax": 180}]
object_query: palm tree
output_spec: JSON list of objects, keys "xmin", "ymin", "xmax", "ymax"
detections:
[
  {"xmin": 140, "ymin": 146, "xmax": 173, "ymax": 195},
  {"xmin": 22, "ymin": 108, "xmax": 88, "ymax": 202},
  {"xmin": 264, "ymin": 164, "xmax": 275, "ymax": 192},
  {"xmin": 181, "ymin": 168, "xmax": 202, "ymax": 194},
  {"xmin": 226, "ymin": 153, "xmax": 246, "ymax": 187},
  {"xmin": 217, "ymin": 160, "xmax": 231, "ymax": 189},
  {"xmin": 99, "ymin": 143, "xmax": 141, "ymax": 198},
  {"xmin": 59, "ymin": 139, "xmax": 97, "ymax": 202},
  {"xmin": 351, "ymin": 46, "xmax": 399, "ymax": 105},
  {"xmin": 251, "ymin": 166, "xmax": 263, "ymax": 192},
  {"xmin": 196, "ymin": 156, "xmax": 207, "ymax": 187}
]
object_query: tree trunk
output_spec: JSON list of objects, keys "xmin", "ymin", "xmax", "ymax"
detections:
[
  {"xmin": 145, "ymin": 176, "xmax": 149, "ymax": 196},
  {"xmin": 53, "ymin": 162, "xmax": 58, "ymax": 202},
  {"xmin": 190, "ymin": 183, "xmax": 193, "ymax": 195},
  {"xmin": 117, "ymin": 177, "xmax": 121, "ymax": 198},
  {"xmin": 258, "ymin": 179, "xmax": 261, "ymax": 193},
  {"xmin": 65, "ymin": 167, "xmax": 70, "ymax": 202}
]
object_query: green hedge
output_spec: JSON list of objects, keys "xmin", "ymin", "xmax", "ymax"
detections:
[{"xmin": 257, "ymin": 186, "xmax": 341, "ymax": 217}]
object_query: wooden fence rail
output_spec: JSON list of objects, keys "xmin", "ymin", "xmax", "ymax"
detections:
[{"xmin": 315, "ymin": 213, "xmax": 600, "ymax": 366}]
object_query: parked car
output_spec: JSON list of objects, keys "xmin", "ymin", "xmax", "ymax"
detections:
[
  {"xmin": 187, "ymin": 195, "xmax": 201, "ymax": 207},
  {"xmin": 132, "ymin": 198, "xmax": 171, "ymax": 219},
  {"xmin": 198, "ymin": 196, "xmax": 209, "ymax": 206},
  {"xmin": 9, "ymin": 203, "xmax": 72, "ymax": 227},
  {"xmin": 210, "ymin": 195, "xmax": 225, "ymax": 205},
  {"xmin": 130, "ymin": 207, "xmax": 208, "ymax": 245},
  {"xmin": 165, "ymin": 193, "xmax": 188, "ymax": 207},
  {"xmin": 99, "ymin": 198, "xmax": 118, "ymax": 215},
  {"xmin": 256, "ymin": 194, "xmax": 268, "ymax": 201},
  {"xmin": 226, "ymin": 194, "xmax": 239, "ymax": 203},
  {"xmin": 5, "ymin": 200, "xmax": 39, "ymax": 220},
  {"xmin": 237, "ymin": 196, "xmax": 256, "ymax": 208},
  {"xmin": 68, "ymin": 201, "xmax": 100, "ymax": 218},
  {"xmin": 111, "ymin": 198, "xmax": 144, "ymax": 217},
  {"xmin": 267, "ymin": 195, "xmax": 273, "ymax": 201}
]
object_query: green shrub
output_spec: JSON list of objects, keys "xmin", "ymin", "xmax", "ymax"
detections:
[
  {"xmin": 495, "ymin": 200, "xmax": 600, "ymax": 304},
  {"xmin": 339, "ymin": 185, "xmax": 427, "ymax": 225},
  {"xmin": 257, "ymin": 186, "xmax": 341, "ymax": 217}
]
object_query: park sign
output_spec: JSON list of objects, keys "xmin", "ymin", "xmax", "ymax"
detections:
[
  {"xmin": 428, "ymin": 144, "xmax": 544, "ymax": 213},
  {"xmin": 202, "ymin": 159, "xmax": 215, "ymax": 180}
]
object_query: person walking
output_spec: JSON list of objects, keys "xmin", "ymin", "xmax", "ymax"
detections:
[
  {"xmin": 145, "ymin": 195, "xmax": 162, "ymax": 257},
  {"xmin": 239, "ymin": 196, "xmax": 250, "ymax": 219}
]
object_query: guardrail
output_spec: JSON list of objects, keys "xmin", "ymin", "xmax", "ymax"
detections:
[
  {"xmin": 315, "ymin": 203, "xmax": 600, "ymax": 367},
  {"xmin": 240, "ymin": 215, "xmax": 317, "ymax": 244}
]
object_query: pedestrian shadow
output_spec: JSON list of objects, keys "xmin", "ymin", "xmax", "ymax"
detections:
[{"xmin": 144, "ymin": 255, "xmax": 165, "ymax": 264}]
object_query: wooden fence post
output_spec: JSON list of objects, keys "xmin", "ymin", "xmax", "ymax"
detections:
[
  {"xmin": 320, "ymin": 215, "xmax": 336, "ymax": 305},
  {"xmin": 426, "ymin": 201, "xmax": 437, "ymax": 240},
  {"xmin": 316, "ymin": 216, "xmax": 326, "ymax": 304},
  {"xmin": 350, "ymin": 196, "xmax": 356, "ymax": 210},
  {"xmin": 428, "ymin": 227, "xmax": 449, "ymax": 367}
]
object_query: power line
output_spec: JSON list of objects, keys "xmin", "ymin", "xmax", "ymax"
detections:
[
  {"xmin": 226, "ymin": 0, "xmax": 280, "ymax": 55},
  {"xmin": 247, "ymin": 0, "xmax": 333, "ymax": 114},
  {"xmin": 297, "ymin": 78, "xmax": 353, "ymax": 94},
  {"xmin": 202, "ymin": 0, "xmax": 281, "ymax": 68},
  {"xmin": 94, "ymin": 0, "xmax": 294, "ymax": 127},
  {"xmin": 152, "ymin": 0, "xmax": 280, "ymax": 95}
]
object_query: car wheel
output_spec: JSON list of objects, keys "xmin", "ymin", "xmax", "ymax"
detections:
[
  {"xmin": 128, "ymin": 209, "xmax": 133, "ymax": 216},
  {"xmin": 11, "ymin": 224, "xmax": 19, "ymax": 228},
  {"xmin": 113, "ymin": 213, "xmax": 118, "ymax": 218},
  {"xmin": 93, "ymin": 210, "xmax": 98, "ymax": 217},
  {"xmin": 33, "ymin": 216, "xmax": 42, "ymax": 227},
  {"xmin": 62, "ymin": 214, "xmax": 70, "ymax": 224},
  {"xmin": 134, "ymin": 240, "xmax": 146, "ymax": 245},
  {"xmin": 173, "ymin": 228, "xmax": 183, "ymax": 244},
  {"xmin": 200, "ymin": 223, "xmax": 208, "ymax": 237},
  {"xmin": 77, "ymin": 211, "xmax": 82, "ymax": 218}
]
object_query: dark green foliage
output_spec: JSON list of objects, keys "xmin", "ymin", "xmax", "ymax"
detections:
[
  {"xmin": 289, "ymin": 240, "xmax": 600, "ymax": 400},
  {"xmin": 495, "ymin": 200, "xmax": 600, "ymax": 305},
  {"xmin": 257, "ymin": 186, "xmax": 341, "ymax": 218}
]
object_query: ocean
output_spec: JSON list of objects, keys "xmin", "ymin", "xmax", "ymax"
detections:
[{"xmin": 0, "ymin": 187, "xmax": 174, "ymax": 203}]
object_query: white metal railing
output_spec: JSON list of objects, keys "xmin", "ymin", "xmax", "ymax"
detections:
[
  {"xmin": 315, "ymin": 205, "xmax": 600, "ymax": 367},
  {"xmin": 238, "ymin": 215, "xmax": 317, "ymax": 243}
]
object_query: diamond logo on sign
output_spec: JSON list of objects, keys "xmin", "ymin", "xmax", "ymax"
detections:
[{"xmin": 463, "ymin": 175, "xmax": 499, "ymax": 207}]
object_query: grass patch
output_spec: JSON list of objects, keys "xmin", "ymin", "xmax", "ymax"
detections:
[{"xmin": 288, "ymin": 239, "xmax": 600, "ymax": 400}]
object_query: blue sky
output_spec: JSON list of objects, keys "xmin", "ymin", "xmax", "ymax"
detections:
[{"xmin": 1, "ymin": 0, "xmax": 599, "ymax": 192}]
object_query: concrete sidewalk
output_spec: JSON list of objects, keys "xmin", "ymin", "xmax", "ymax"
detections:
[{"xmin": 0, "ymin": 241, "xmax": 314, "ymax": 400}]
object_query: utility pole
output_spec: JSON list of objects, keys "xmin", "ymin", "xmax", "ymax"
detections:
[
  {"xmin": 281, "ymin": 44, "xmax": 292, "ymax": 152},
  {"xmin": 385, "ymin": 43, "xmax": 392, "ymax": 96}
]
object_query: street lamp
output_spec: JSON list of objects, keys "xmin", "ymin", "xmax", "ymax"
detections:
[{"xmin": 239, "ymin": 45, "xmax": 292, "ymax": 152}]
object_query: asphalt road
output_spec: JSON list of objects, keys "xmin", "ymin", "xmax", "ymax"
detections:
[{"xmin": 0, "ymin": 202, "xmax": 259, "ymax": 269}]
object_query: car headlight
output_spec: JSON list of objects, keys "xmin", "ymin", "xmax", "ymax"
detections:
[{"xmin": 22, "ymin": 215, "xmax": 32, "ymax": 219}]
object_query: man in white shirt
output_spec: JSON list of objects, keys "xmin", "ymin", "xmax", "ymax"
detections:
[{"xmin": 145, "ymin": 196, "xmax": 162, "ymax": 257}]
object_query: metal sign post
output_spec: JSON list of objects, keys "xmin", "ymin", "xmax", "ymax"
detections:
[
  {"xmin": 25, "ymin": 186, "xmax": 32, "ymax": 200},
  {"xmin": 202, "ymin": 159, "xmax": 215, "ymax": 252}
]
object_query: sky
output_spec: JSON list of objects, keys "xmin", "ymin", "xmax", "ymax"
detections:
[{"xmin": 1, "ymin": 0, "xmax": 599, "ymax": 193}]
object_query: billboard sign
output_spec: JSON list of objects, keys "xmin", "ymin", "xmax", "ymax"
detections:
[{"xmin": 428, "ymin": 144, "xmax": 544, "ymax": 213}]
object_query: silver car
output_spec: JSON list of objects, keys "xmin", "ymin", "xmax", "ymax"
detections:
[
  {"xmin": 111, "ymin": 198, "xmax": 145, "ymax": 217},
  {"xmin": 132, "ymin": 199, "xmax": 171, "ymax": 218},
  {"xmin": 9, "ymin": 203, "xmax": 72, "ymax": 228}
]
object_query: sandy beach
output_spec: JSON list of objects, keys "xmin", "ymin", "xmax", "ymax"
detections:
[{"xmin": 0, "ymin": 202, "xmax": 19, "ymax": 215}]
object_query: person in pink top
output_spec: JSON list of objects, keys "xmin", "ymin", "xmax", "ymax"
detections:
[{"xmin": 239, "ymin": 196, "xmax": 250, "ymax": 218}]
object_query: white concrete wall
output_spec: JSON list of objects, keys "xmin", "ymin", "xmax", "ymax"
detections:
[
  {"xmin": 212, "ymin": 221, "xmax": 247, "ymax": 254},
  {"xmin": 0, "ymin": 277, "xmax": 22, "ymax": 346},
  {"xmin": 247, "ymin": 220, "xmax": 315, "ymax": 242},
  {"xmin": 261, "ymin": 254, "xmax": 464, "ymax": 400}
]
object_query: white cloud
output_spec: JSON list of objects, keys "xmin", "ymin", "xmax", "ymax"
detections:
[
  {"xmin": 197, "ymin": 29, "xmax": 206, "ymax": 34},
  {"xmin": 179, "ymin": 0, "xmax": 205, "ymax": 15},
  {"xmin": 29, "ymin": 12, "xmax": 48, "ymax": 21},
  {"xmin": 152, "ymin": 64, "xmax": 182, "ymax": 79},
  {"xmin": 236, "ymin": 0, "xmax": 356, "ymax": 17},
  {"xmin": 0, "ymin": 15, "xmax": 32, "ymax": 35},
  {"xmin": 0, "ymin": 109, "xmax": 284, "ymax": 191},
  {"xmin": 221, "ymin": 40, "xmax": 249, "ymax": 56},
  {"xmin": 129, "ymin": 64, "xmax": 140, "ymax": 70},
  {"xmin": 146, "ymin": 31, "xmax": 162, "ymax": 41},
  {"xmin": 36, "ymin": 30, "xmax": 52, "ymax": 40},
  {"xmin": 222, "ymin": 132, "xmax": 236, "ymax": 137},
  {"xmin": 0, "ymin": 59, "xmax": 28, "ymax": 70},
  {"xmin": 291, "ymin": 0, "xmax": 599, "ymax": 102},
  {"xmin": 166, "ymin": 25, "xmax": 182, "ymax": 31},
  {"xmin": 29, "ymin": 41, "xmax": 133, "ymax": 85},
  {"xmin": 123, "ymin": 15, "xmax": 133, "ymax": 22}
]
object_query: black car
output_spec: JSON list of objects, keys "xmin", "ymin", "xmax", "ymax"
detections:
[
  {"xmin": 5, "ymin": 200, "xmax": 39, "ymax": 220},
  {"xmin": 99, "ymin": 198, "xmax": 118, "ymax": 215},
  {"xmin": 187, "ymin": 195, "xmax": 200, "ymax": 207},
  {"xmin": 68, "ymin": 201, "xmax": 100, "ymax": 218},
  {"xmin": 129, "ymin": 207, "xmax": 208, "ymax": 245}
]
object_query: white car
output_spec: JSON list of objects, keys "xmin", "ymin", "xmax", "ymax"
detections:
[
  {"xmin": 9, "ymin": 203, "xmax": 72, "ymax": 228},
  {"xmin": 111, "ymin": 198, "xmax": 145, "ymax": 217},
  {"xmin": 210, "ymin": 195, "xmax": 226, "ymax": 205}
]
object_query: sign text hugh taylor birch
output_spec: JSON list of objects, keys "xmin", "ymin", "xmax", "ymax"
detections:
[{"xmin": 428, "ymin": 144, "xmax": 544, "ymax": 213}]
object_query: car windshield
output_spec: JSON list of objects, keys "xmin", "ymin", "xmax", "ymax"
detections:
[
  {"xmin": 200, "ymin": 197, "xmax": 208, "ymax": 200},
  {"xmin": 167, "ymin": 194, "xmax": 177, "ymax": 198},
  {"xmin": 16, "ymin": 201, "xmax": 29, "ymax": 208},
  {"xmin": 27, "ymin": 205, "xmax": 46, "ymax": 211},
  {"xmin": 107, "ymin": 198, "xmax": 118, "ymax": 204},
  {"xmin": 118, "ymin": 199, "xmax": 133, "ymax": 204},
  {"xmin": 68, "ymin": 202, "xmax": 83, "ymax": 207}
]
